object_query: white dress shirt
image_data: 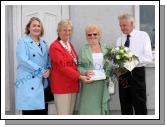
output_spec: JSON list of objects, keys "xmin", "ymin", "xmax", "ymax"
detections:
[{"xmin": 116, "ymin": 29, "xmax": 153, "ymax": 67}]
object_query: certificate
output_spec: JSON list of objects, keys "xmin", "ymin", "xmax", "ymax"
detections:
[{"xmin": 90, "ymin": 69, "xmax": 106, "ymax": 81}]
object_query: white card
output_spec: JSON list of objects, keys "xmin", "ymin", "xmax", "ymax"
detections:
[{"xmin": 90, "ymin": 69, "xmax": 106, "ymax": 81}]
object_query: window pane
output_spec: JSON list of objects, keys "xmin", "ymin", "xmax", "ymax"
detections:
[{"xmin": 140, "ymin": 5, "xmax": 155, "ymax": 50}]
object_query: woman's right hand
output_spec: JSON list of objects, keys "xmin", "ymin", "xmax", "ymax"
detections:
[
  {"xmin": 43, "ymin": 69, "xmax": 50, "ymax": 78},
  {"xmin": 79, "ymin": 75, "xmax": 93, "ymax": 84}
]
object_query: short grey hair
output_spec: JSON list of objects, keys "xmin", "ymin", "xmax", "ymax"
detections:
[
  {"xmin": 118, "ymin": 14, "xmax": 135, "ymax": 27},
  {"xmin": 57, "ymin": 19, "xmax": 73, "ymax": 33}
]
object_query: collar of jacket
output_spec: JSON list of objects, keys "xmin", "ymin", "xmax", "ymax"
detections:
[
  {"xmin": 84, "ymin": 42, "xmax": 108, "ymax": 63},
  {"xmin": 24, "ymin": 35, "xmax": 47, "ymax": 56}
]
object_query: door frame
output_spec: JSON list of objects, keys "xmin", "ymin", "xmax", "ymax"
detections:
[{"xmin": 11, "ymin": 5, "xmax": 69, "ymax": 114}]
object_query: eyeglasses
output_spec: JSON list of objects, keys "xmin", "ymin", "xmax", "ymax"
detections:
[{"xmin": 87, "ymin": 33, "xmax": 98, "ymax": 37}]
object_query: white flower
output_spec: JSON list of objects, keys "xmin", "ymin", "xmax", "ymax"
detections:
[
  {"xmin": 127, "ymin": 52, "xmax": 133, "ymax": 58},
  {"xmin": 124, "ymin": 47, "xmax": 129, "ymax": 52},
  {"xmin": 111, "ymin": 48, "xmax": 115, "ymax": 53},
  {"xmin": 116, "ymin": 55, "xmax": 120, "ymax": 60},
  {"xmin": 115, "ymin": 47, "xmax": 119, "ymax": 51},
  {"xmin": 123, "ymin": 54, "xmax": 128, "ymax": 58},
  {"xmin": 120, "ymin": 49, "xmax": 124, "ymax": 54}
]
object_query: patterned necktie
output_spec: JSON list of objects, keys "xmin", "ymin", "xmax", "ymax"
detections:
[{"xmin": 124, "ymin": 34, "xmax": 130, "ymax": 47}]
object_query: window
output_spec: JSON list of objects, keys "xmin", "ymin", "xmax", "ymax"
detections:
[{"xmin": 140, "ymin": 5, "xmax": 155, "ymax": 50}]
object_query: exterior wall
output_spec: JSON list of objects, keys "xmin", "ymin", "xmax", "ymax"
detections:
[{"xmin": 70, "ymin": 5, "xmax": 134, "ymax": 53}]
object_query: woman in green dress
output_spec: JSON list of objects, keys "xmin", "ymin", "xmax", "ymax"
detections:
[{"xmin": 78, "ymin": 24, "xmax": 112, "ymax": 115}]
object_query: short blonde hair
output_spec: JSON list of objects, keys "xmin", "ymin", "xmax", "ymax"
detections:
[
  {"xmin": 118, "ymin": 14, "xmax": 135, "ymax": 27},
  {"xmin": 85, "ymin": 24, "xmax": 102, "ymax": 38},
  {"xmin": 57, "ymin": 19, "xmax": 73, "ymax": 33},
  {"xmin": 25, "ymin": 17, "xmax": 44, "ymax": 36}
]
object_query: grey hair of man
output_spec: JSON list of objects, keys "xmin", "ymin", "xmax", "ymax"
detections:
[{"xmin": 118, "ymin": 13, "xmax": 135, "ymax": 28}]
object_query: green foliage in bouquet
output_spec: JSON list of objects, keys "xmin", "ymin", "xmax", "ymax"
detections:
[
  {"xmin": 105, "ymin": 45, "xmax": 139, "ymax": 77},
  {"xmin": 110, "ymin": 46, "xmax": 133, "ymax": 66}
]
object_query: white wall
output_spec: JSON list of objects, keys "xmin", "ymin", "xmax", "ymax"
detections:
[{"xmin": 70, "ymin": 5, "xmax": 133, "ymax": 53}]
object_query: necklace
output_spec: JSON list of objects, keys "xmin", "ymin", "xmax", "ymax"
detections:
[
  {"xmin": 59, "ymin": 40, "xmax": 77, "ymax": 64},
  {"xmin": 34, "ymin": 41, "xmax": 43, "ymax": 53}
]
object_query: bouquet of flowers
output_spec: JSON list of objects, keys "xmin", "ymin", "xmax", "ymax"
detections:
[{"xmin": 106, "ymin": 45, "xmax": 139, "ymax": 76}]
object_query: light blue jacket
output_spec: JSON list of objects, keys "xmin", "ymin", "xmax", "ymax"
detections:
[{"xmin": 15, "ymin": 35, "xmax": 50, "ymax": 110}]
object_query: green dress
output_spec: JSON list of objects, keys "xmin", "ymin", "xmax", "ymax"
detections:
[{"xmin": 78, "ymin": 43, "xmax": 112, "ymax": 115}]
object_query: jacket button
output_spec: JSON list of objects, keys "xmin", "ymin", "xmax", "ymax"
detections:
[
  {"xmin": 33, "ymin": 54, "xmax": 35, "ymax": 57},
  {"xmin": 32, "ymin": 76, "xmax": 35, "ymax": 78},
  {"xmin": 31, "ymin": 87, "xmax": 34, "ymax": 90}
]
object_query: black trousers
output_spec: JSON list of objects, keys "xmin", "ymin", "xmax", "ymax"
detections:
[
  {"xmin": 22, "ymin": 104, "xmax": 48, "ymax": 115},
  {"xmin": 118, "ymin": 67, "xmax": 147, "ymax": 115}
]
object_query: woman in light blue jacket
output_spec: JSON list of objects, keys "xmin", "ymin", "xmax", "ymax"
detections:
[{"xmin": 16, "ymin": 17, "xmax": 50, "ymax": 115}]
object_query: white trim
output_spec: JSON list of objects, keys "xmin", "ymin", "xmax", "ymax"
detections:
[
  {"xmin": 61, "ymin": 5, "xmax": 70, "ymax": 19},
  {"xmin": 2, "ymin": 1, "xmax": 159, "ymax": 5},
  {"xmin": 13, "ymin": 5, "xmax": 22, "ymax": 115},
  {"xmin": 13, "ymin": 6, "xmax": 22, "ymax": 80},
  {"xmin": 5, "ymin": 6, "xmax": 11, "ymax": 112},
  {"xmin": 134, "ymin": 5, "xmax": 140, "ymax": 30}
]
